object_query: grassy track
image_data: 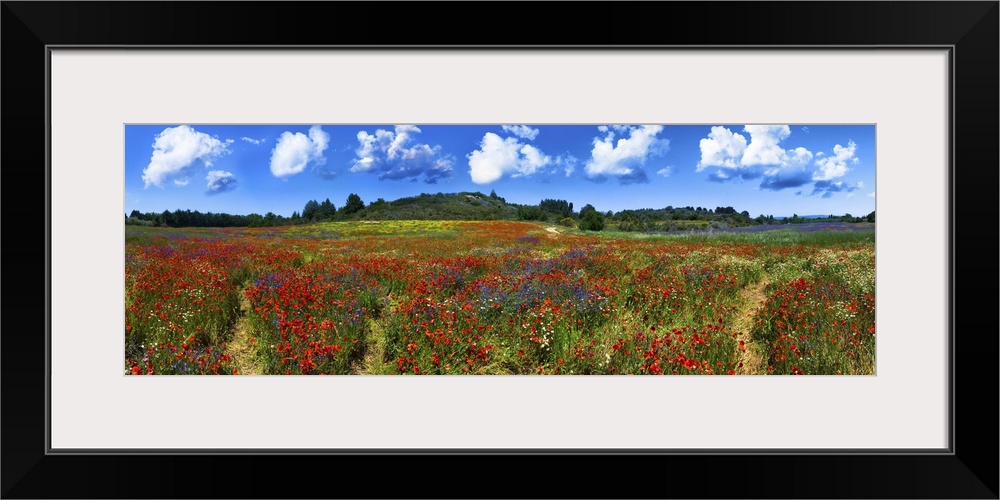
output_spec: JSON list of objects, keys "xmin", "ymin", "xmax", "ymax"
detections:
[
  {"xmin": 730, "ymin": 275, "xmax": 770, "ymax": 375},
  {"xmin": 225, "ymin": 288, "xmax": 262, "ymax": 375}
]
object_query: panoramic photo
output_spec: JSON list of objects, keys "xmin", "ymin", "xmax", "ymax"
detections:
[{"xmin": 124, "ymin": 124, "xmax": 875, "ymax": 375}]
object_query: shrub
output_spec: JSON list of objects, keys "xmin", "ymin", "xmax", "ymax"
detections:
[
  {"xmin": 126, "ymin": 217, "xmax": 155, "ymax": 226},
  {"xmin": 579, "ymin": 211, "xmax": 605, "ymax": 231},
  {"xmin": 557, "ymin": 217, "xmax": 577, "ymax": 228}
]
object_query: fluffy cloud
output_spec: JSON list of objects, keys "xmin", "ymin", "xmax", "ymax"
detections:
[
  {"xmin": 468, "ymin": 132, "xmax": 552, "ymax": 184},
  {"xmin": 269, "ymin": 126, "xmax": 330, "ymax": 179},
  {"xmin": 142, "ymin": 125, "xmax": 231, "ymax": 188},
  {"xmin": 741, "ymin": 126, "xmax": 813, "ymax": 167},
  {"xmin": 741, "ymin": 126, "xmax": 790, "ymax": 164},
  {"xmin": 500, "ymin": 125, "xmax": 540, "ymax": 141},
  {"xmin": 811, "ymin": 179, "xmax": 863, "ymax": 198},
  {"xmin": 698, "ymin": 125, "xmax": 813, "ymax": 175},
  {"xmin": 697, "ymin": 126, "xmax": 747, "ymax": 170},
  {"xmin": 241, "ymin": 137, "xmax": 265, "ymax": 145},
  {"xmin": 519, "ymin": 144, "xmax": 550, "ymax": 172},
  {"xmin": 351, "ymin": 125, "xmax": 452, "ymax": 184},
  {"xmin": 813, "ymin": 140, "xmax": 858, "ymax": 181},
  {"xmin": 756, "ymin": 145, "xmax": 814, "ymax": 190},
  {"xmin": 657, "ymin": 166, "xmax": 673, "ymax": 177},
  {"xmin": 206, "ymin": 170, "xmax": 237, "ymax": 194},
  {"xmin": 584, "ymin": 125, "xmax": 669, "ymax": 183},
  {"xmin": 697, "ymin": 125, "xmax": 862, "ymax": 198}
]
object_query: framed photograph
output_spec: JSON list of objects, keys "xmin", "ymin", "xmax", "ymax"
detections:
[{"xmin": 4, "ymin": 2, "xmax": 996, "ymax": 498}]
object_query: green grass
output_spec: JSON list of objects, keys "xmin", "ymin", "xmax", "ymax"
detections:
[{"xmin": 591, "ymin": 227, "xmax": 875, "ymax": 247}]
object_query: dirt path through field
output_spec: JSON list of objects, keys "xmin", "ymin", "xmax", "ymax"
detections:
[
  {"xmin": 731, "ymin": 276, "xmax": 769, "ymax": 375},
  {"xmin": 226, "ymin": 290, "xmax": 261, "ymax": 375},
  {"xmin": 545, "ymin": 227, "xmax": 560, "ymax": 237},
  {"xmin": 354, "ymin": 318, "xmax": 388, "ymax": 375}
]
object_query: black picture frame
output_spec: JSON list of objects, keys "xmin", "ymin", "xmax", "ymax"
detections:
[{"xmin": 3, "ymin": 2, "xmax": 996, "ymax": 498}]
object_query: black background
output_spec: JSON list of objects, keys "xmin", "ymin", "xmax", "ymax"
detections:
[{"xmin": 2, "ymin": 2, "xmax": 997, "ymax": 498}]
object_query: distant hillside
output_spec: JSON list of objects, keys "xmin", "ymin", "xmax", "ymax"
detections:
[
  {"xmin": 355, "ymin": 192, "xmax": 519, "ymax": 221},
  {"xmin": 127, "ymin": 190, "xmax": 873, "ymax": 230}
]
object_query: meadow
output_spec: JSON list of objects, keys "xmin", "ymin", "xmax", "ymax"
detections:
[{"xmin": 124, "ymin": 220, "xmax": 875, "ymax": 375}]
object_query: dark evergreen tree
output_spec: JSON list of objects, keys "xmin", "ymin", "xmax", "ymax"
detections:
[
  {"xmin": 318, "ymin": 198, "xmax": 336, "ymax": 219},
  {"xmin": 343, "ymin": 193, "xmax": 365, "ymax": 214},
  {"xmin": 303, "ymin": 200, "xmax": 320, "ymax": 221}
]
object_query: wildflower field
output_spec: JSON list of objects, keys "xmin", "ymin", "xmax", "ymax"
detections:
[{"xmin": 125, "ymin": 220, "xmax": 875, "ymax": 375}]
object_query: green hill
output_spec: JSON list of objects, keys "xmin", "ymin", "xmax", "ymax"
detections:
[{"xmin": 353, "ymin": 192, "xmax": 519, "ymax": 221}]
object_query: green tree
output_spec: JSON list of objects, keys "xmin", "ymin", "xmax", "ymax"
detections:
[
  {"xmin": 540, "ymin": 199, "xmax": 573, "ymax": 218},
  {"xmin": 246, "ymin": 213, "xmax": 264, "ymax": 227},
  {"xmin": 579, "ymin": 210, "xmax": 605, "ymax": 231},
  {"xmin": 343, "ymin": 193, "xmax": 365, "ymax": 214},
  {"xmin": 161, "ymin": 210, "xmax": 176, "ymax": 227},
  {"xmin": 303, "ymin": 200, "xmax": 320, "ymax": 221},
  {"xmin": 318, "ymin": 198, "xmax": 336, "ymax": 219},
  {"xmin": 517, "ymin": 205, "xmax": 544, "ymax": 221},
  {"xmin": 264, "ymin": 212, "xmax": 277, "ymax": 227}
]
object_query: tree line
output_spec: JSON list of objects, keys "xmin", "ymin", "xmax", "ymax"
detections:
[
  {"xmin": 126, "ymin": 193, "xmax": 368, "ymax": 228},
  {"xmin": 127, "ymin": 191, "xmax": 874, "ymax": 231}
]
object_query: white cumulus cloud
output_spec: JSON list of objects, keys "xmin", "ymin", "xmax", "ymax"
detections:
[
  {"xmin": 241, "ymin": 137, "xmax": 265, "ymax": 145},
  {"xmin": 269, "ymin": 126, "xmax": 330, "ymax": 179},
  {"xmin": 696, "ymin": 125, "xmax": 825, "ymax": 192},
  {"xmin": 584, "ymin": 125, "xmax": 668, "ymax": 183},
  {"xmin": 351, "ymin": 125, "xmax": 452, "ymax": 184},
  {"xmin": 813, "ymin": 140, "xmax": 858, "ymax": 181},
  {"xmin": 500, "ymin": 125, "xmax": 540, "ymax": 141},
  {"xmin": 518, "ymin": 144, "xmax": 550, "ymax": 174},
  {"xmin": 741, "ymin": 126, "xmax": 814, "ymax": 167},
  {"xmin": 142, "ymin": 125, "xmax": 231, "ymax": 188},
  {"xmin": 206, "ymin": 170, "xmax": 237, "ymax": 193},
  {"xmin": 467, "ymin": 132, "xmax": 553, "ymax": 184},
  {"xmin": 697, "ymin": 126, "xmax": 747, "ymax": 170},
  {"xmin": 699, "ymin": 125, "xmax": 813, "ymax": 173}
]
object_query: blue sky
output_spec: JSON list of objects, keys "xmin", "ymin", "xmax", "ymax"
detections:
[{"xmin": 125, "ymin": 124, "xmax": 875, "ymax": 218}]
